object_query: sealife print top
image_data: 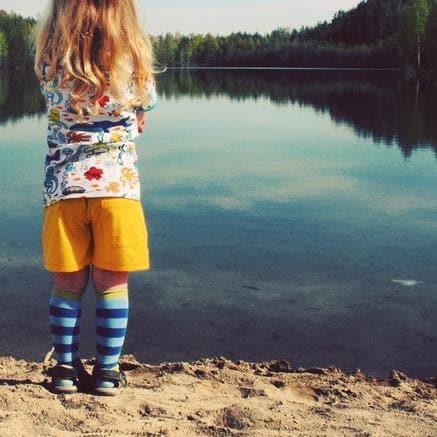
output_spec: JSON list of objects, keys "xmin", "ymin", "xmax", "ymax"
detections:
[{"xmin": 40, "ymin": 64, "xmax": 157, "ymax": 207}]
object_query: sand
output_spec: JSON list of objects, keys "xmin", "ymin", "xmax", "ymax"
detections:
[{"xmin": 0, "ymin": 355, "xmax": 436, "ymax": 436}]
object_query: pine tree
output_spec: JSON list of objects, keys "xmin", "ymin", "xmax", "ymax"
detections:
[
  {"xmin": 423, "ymin": 0, "xmax": 437, "ymax": 69},
  {"xmin": 0, "ymin": 31, "xmax": 7, "ymax": 61},
  {"xmin": 399, "ymin": 0, "xmax": 430, "ymax": 70}
]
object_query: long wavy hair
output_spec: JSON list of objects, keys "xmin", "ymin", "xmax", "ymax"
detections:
[{"xmin": 34, "ymin": 0, "xmax": 155, "ymax": 115}]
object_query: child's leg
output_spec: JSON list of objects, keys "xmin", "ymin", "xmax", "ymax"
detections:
[
  {"xmin": 48, "ymin": 267, "xmax": 89, "ymax": 391},
  {"xmin": 92, "ymin": 266, "xmax": 129, "ymax": 390},
  {"xmin": 50, "ymin": 267, "xmax": 89, "ymax": 366}
]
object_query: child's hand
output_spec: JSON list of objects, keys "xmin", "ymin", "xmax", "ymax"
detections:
[{"xmin": 136, "ymin": 111, "xmax": 147, "ymax": 133}]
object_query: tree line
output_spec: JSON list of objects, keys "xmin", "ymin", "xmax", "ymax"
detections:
[
  {"xmin": 0, "ymin": 11, "xmax": 35, "ymax": 66},
  {"xmin": 153, "ymin": 0, "xmax": 437, "ymax": 72},
  {"xmin": 0, "ymin": 1, "xmax": 436, "ymax": 71},
  {"xmin": 153, "ymin": 30, "xmax": 400, "ymax": 69}
]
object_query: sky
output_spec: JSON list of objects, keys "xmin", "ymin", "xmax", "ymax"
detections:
[{"xmin": 0, "ymin": 0, "xmax": 363, "ymax": 35}]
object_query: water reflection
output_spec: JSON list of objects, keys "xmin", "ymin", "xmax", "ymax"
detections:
[
  {"xmin": 0, "ymin": 68, "xmax": 44, "ymax": 123},
  {"xmin": 1, "ymin": 68, "xmax": 437, "ymax": 157},
  {"xmin": 156, "ymin": 69, "xmax": 437, "ymax": 157},
  {"xmin": 0, "ymin": 68, "xmax": 436, "ymax": 376}
]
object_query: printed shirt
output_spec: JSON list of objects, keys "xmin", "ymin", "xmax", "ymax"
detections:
[{"xmin": 40, "ymin": 65, "xmax": 157, "ymax": 207}]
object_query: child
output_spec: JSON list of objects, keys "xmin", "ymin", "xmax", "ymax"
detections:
[{"xmin": 34, "ymin": 0, "xmax": 157, "ymax": 395}]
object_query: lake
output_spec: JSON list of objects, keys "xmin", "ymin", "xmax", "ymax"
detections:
[{"xmin": 0, "ymin": 68, "xmax": 436, "ymax": 377}]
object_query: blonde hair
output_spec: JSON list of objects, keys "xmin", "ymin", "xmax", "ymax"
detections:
[{"xmin": 34, "ymin": 0, "xmax": 155, "ymax": 115}]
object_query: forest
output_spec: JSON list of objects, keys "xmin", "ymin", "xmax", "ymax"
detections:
[{"xmin": 0, "ymin": 0, "xmax": 436, "ymax": 71}]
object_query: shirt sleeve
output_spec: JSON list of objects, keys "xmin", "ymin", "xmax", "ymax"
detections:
[{"xmin": 135, "ymin": 79, "xmax": 157, "ymax": 113}]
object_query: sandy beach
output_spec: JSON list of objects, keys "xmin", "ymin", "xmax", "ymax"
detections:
[{"xmin": 0, "ymin": 354, "xmax": 435, "ymax": 436}]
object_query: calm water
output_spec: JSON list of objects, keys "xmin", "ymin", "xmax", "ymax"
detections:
[{"xmin": 0, "ymin": 68, "xmax": 436, "ymax": 377}]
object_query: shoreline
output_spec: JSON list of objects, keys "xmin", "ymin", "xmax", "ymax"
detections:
[
  {"xmin": 0, "ymin": 263, "xmax": 435, "ymax": 380},
  {"xmin": 0, "ymin": 354, "xmax": 435, "ymax": 436},
  {"xmin": 163, "ymin": 66, "xmax": 402, "ymax": 71},
  {"xmin": 0, "ymin": 64, "xmax": 403, "ymax": 72}
]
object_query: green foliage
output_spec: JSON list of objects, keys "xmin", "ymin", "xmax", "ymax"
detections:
[
  {"xmin": 423, "ymin": 0, "xmax": 437, "ymax": 69},
  {"xmin": 153, "ymin": 30, "xmax": 400, "ymax": 69},
  {"xmin": 0, "ymin": 30, "xmax": 8, "ymax": 60},
  {"xmin": 151, "ymin": 0, "xmax": 408, "ymax": 69},
  {"xmin": 1, "ymin": 2, "xmax": 436, "ymax": 72},
  {"xmin": 399, "ymin": 0, "xmax": 430, "ymax": 69},
  {"xmin": 151, "ymin": 0, "xmax": 436, "ymax": 72},
  {"xmin": 298, "ymin": 0, "xmax": 403, "ymax": 45},
  {"xmin": 0, "ymin": 11, "xmax": 36, "ymax": 66}
]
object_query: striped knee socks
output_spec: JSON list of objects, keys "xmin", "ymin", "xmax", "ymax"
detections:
[
  {"xmin": 49, "ymin": 289, "xmax": 82, "ymax": 366},
  {"xmin": 95, "ymin": 288, "xmax": 129, "ymax": 370},
  {"xmin": 49, "ymin": 287, "xmax": 128, "ymax": 390}
]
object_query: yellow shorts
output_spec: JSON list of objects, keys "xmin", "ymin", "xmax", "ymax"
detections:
[{"xmin": 42, "ymin": 197, "xmax": 150, "ymax": 273}]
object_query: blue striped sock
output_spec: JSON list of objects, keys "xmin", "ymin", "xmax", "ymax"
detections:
[
  {"xmin": 95, "ymin": 288, "xmax": 128, "ymax": 371},
  {"xmin": 49, "ymin": 289, "xmax": 82, "ymax": 366}
]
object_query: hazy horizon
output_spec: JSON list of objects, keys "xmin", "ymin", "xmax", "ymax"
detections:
[{"xmin": 0, "ymin": 0, "xmax": 363, "ymax": 35}]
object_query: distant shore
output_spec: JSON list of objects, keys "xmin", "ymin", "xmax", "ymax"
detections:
[
  {"xmin": 0, "ymin": 64, "xmax": 404, "ymax": 72},
  {"xmin": 0, "ymin": 354, "xmax": 435, "ymax": 436},
  {"xmin": 164, "ymin": 66, "xmax": 402, "ymax": 71}
]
